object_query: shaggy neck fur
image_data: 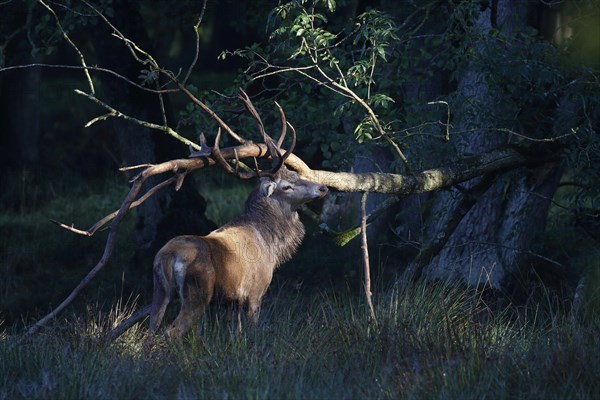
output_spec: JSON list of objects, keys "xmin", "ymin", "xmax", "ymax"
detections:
[{"xmin": 234, "ymin": 188, "xmax": 306, "ymax": 267}]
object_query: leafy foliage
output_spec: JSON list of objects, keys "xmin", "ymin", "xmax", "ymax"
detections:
[
  {"xmin": 215, "ymin": 0, "xmax": 600, "ymax": 175},
  {"xmin": 217, "ymin": 0, "xmax": 412, "ymax": 168}
]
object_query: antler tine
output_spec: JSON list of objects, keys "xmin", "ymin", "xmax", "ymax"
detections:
[
  {"xmin": 274, "ymin": 101, "xmax": 287, "ymax": 149},
  {"xmin": 236, "ymin": 89, "xmax": 296, "ymax": 178},
  {"xmin": 233, "ymin": 148, "xmax": 240, "ymax": 175},
  {"xmin": 258, "ymin": 138, "xmax": 284, "ymax": 178},
  {"xmin": 238, "ymin": 89, "xmax": 270, "ymax": 141},
  {"xmin": 212, "ymin": 127, "xmax": 257, "ymax": 179},
  {"xmin": 253, "ymin": 157, "xmax": 261, "ymax": 177},
  {"xmin": 212, "ymin": 128, "xmax": 236, "ymax": 174},
  {"xmin": 260, "ymin": 113, "xmax": 296, "ymax": 178},
  {"xmin": 279, "ymin": 121, "xmax": 297, "ymax": 164}
]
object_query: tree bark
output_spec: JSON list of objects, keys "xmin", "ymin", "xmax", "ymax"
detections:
[{"xmin": 413, "ymin": 1, "xmax": 564, "ymax": 291}]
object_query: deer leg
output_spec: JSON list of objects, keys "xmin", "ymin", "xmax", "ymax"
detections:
[
  {"xmin": 245, "ymin": 298, "xmax": 261, "ymax": 326},
  {"xmin": 149, "ymin": 270, "xmax": 172, "ymax": 334},
  {"xmin": 167, "ymin": 273, "xmax": 214, "ymax": 338}
]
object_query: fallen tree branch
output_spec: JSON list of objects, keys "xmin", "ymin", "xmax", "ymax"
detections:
[
  {"xmin": 51, "ymin": 145, "xmax": 551, "ymax": 239},
  {"xmin": 50, "ymin": 176, "xmax": 179, "ymax": 236},
  {"xmin": 24, "ymin": 176, "xmax": 144, "ymax": 337},
  {"xmin": 106, "ymin": 304, "xmax": 152, "ymax": 342}
]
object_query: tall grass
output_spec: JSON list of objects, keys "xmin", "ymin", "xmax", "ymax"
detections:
[{"xmin": 1, "ymin": 280, "xmax": 598, "ymax": 399}]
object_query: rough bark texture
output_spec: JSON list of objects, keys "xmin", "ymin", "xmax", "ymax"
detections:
[{"xmin": 417, "ymin": 1, "xmax": 564, "ymax": 290}]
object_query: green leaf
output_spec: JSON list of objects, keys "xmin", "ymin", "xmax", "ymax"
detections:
[{"xmin": 326, "ymin": 0, "xmax": 336, "ymax": 12}]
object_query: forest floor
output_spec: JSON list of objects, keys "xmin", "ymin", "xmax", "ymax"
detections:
[
  {"xmin": 1, "ymin": 280, "xmax": 599, "ymax": 399},
  {"xmin": 2, "ymin": 169, "xmax": 599, "ymax": 398}
]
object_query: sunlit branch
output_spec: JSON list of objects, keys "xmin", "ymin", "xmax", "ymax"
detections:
[
  {"xmin": 37, "ymin": 0, "xmax": 95, "ymax": 93},
  {"xmin": 74, "ymin": 89, "xmax": 202, "ymax": 151}
]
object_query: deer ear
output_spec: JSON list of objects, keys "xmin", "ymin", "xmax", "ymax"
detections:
[{"xmin": 260, "ymin": 179, "xmax": 276, "ymax": 197}]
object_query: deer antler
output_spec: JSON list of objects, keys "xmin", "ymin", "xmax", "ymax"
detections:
[
  {"xmin": 208, "ymin": 89, "xmax": 296, "ymax": 180},
  {"xmin": 211, "ymin": 128, "xmax": 257, "ymax": 179},
  {"xmin": 275, "ymin": 101, "xmax": 287, "ymax": 148}
]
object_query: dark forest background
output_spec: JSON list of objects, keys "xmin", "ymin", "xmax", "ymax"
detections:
[
  {"xmin": 1, "ymin": 0, "xmax": 599, "ymax": 326},
  {"xmin": 2, "ymin": 1, "xmax": 600, "ymax": 398}
]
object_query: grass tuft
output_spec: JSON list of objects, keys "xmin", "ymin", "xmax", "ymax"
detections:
[{"xmin": 1, "ymin": 281, "xmax": 599, "ymax": 399}]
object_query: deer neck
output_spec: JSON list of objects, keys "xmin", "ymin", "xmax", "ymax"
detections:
[{"xmin": 244, "ymin": 196, "xmax": 306, "ymax": 266}]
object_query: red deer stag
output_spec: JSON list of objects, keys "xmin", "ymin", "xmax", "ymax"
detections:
[{"xmin": 148, "ymin": 100, "xmax": 328, "ymax": 338}]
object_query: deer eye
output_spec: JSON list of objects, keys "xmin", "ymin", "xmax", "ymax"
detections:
[{"xmin": 282, "ymin": 185, "xmax": 293, "ymax": 191}]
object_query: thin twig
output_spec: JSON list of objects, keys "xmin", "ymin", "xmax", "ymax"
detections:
[
  {"xmin": 175, "ymin": 81, "xmax": 247, "ymax": 144},
  {"xmin": 0, "ymin": 63, "xmax": 179, "ymax": 93},
  {"xmin": 182, "ymin": 0, "xmax": 208, "ymax": 85},
  {"xmin": 38, "ymin": 0, "xmax": 95, "ymax": 93},
  {"xmin": 360, "ymin": 192, "xmax": 376, "ymax": 323},
  {"xmin": 74, "ymin": 89, "xmax": 202, "ymax": 151},
  {"xmin": 52, "ymin": 176, "xmax": 179, "ymax": 236},
  {"xmin": 428, "ymin": 100, "xmax": 451, "ymax": 141},
  {"xmin": 81, "ymin": 0, "xmax": 157, "ymax": 69}
]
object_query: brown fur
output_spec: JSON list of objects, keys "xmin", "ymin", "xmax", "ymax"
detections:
[{"xmin": 149, "ymin": 168, "xmax": 328, "ymax": 337}]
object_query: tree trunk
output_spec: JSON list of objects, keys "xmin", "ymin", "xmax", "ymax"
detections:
[{"xmin": 413, "ymin": 1, "xmax": 564, "ymax": 291}]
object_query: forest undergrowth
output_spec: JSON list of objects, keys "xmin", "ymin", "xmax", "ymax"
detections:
[
  {"xmin": 1, "ymin": 170, "xmax": 599, "ymax": 399},
  {"xmin": 1, "ymin": 280, "xmax": 599, "ymax": 399}
]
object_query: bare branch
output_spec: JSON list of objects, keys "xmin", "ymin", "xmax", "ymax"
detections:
[
  {"xmin": 360, "ymin": 192, "xmax": 376, "ymax": 323},
  {"xmin": 74, "ymin": 89, "xmax": 202, "ymax": 151},
  {"xmin": 54, "ymin": 144, "xmax": 550, "ymax": 243},
  {"xmin": 176, "ymin": 82, "xmax": 247, "ymax": 144},
  {"xmin": 295, "ymin": 146, "xmax": 550, "ymax": 194},
  {"xmin": 0, "ymin": 63, "xmax": 179, "ymax": 93},
  {"xmin": 427, "ymin": 100, "xmax": 451, "ymax": 141},
  {"xmin": 81, "ymin": 0, "xmax": 157, "ymax": 69},
  {"xmin": 119, "ymin": 164, "xmax": 155, "ymax": 172},
  {"xmin": 38, "ymin": 0, "xmax": 95, "ymax": 93},
  {"xmin": 182, "ymin": 0, "xmax": 209, "ymax": 85},
  {"xmin": 53, "ymin": 176, "xmax": 179, "ymax": 237},
  {"xmin": 24, "ymin": 176, "xmax": 144, "ymax": 337}
]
